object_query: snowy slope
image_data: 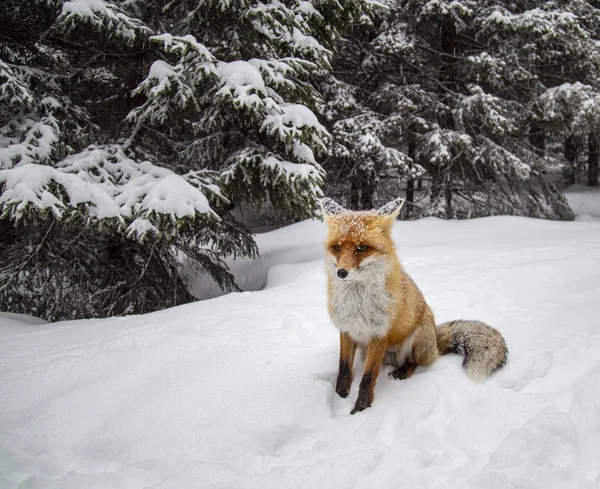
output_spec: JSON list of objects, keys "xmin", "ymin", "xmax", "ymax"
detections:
[{"xmin": 2, "ymin": 215, "xmax": 600, "ymax": 489}]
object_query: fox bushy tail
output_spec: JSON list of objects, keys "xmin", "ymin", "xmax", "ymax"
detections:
[{"xmin": 436, "ymin": 320, "xmax": 508, "ymax": 381}]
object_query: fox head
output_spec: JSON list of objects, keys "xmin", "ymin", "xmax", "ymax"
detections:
[{"xmin": 320, "ymin": 198, "xmax": 404, "ymax": 282}]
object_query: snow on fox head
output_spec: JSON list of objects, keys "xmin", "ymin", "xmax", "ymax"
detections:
[{"xmin": 320, "ymin": 198, "xmax": 404, "ymax": 282}]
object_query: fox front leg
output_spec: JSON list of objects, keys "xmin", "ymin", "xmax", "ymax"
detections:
[
  {"xmin": 336, "ymin": 333, "xmax": 357, "ymax": 398},
  {"xmin": 351, "ymin": 336, "xmax": 388, "ymax": 414}
]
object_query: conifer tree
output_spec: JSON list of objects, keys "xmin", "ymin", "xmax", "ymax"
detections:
[
  {"xmin": 533, "ymin": 1, "xmax": 600, "ymax": 187},
  {"xmin": 0, "ymin": 0, "xmax": 373, "ymax": 320},
  {"xmin": 324, "ymin": 0, "xmax": 582, "ymax": 218}
]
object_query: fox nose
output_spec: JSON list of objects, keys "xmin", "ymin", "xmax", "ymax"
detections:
[{"xmin": 337, "ymin": 269, "xmax": 348, "ymax": 279}]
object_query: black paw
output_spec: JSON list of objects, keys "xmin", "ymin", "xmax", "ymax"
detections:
[
  {"xmin": 388, "ymin": 368, "xmax": 407, "ymax": 380},
  {"xmin": 335, "ymin": 382, "xmax": 350, "ymax": 398},
  {"xmin": 350, "ymin": 398, "xmax": 371, "ymax": 414},
  {"xmin": 335, "ymin": 374, "xmax": 351, "ymax": 398},
  {"xmin": 388, "ymin": 363, "xmax": 415, "ymax": 380}
]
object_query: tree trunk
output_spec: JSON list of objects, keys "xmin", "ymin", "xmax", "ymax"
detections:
[
  {"xmin": 444, "ymin": 173, "xmax": 453, "ymax": 218},
  {"xmin": 439, "ymin": 19, "xmax": 457, "ymax": 130},
  {"xmin": 429, "ymin": 20, "xmax": 457, "ymax": 216},
  {"xmin": 406, "ymin": 179, "xmax": 414, "ymax": 216},
  {"xmin": 564, "ymin": 134, "xmax": 578, "ymax": 185},
  {"xmin": 588, "ymin": 132, "xmax": 599, "ymax": 187},
  {"xmin": 350, "ymin": 166, "xmax": 376, "ymax": 210},
  {"xmin": 350, "ymin": 170, "xmax": 359, "ymax": 210},
  {"xmin": 360, "ymin": 167, "xmax": 376, "ymax": 210},
  {"xmin": 430, "ymin": 164, "xmax": 443, "ymax": 204},
  {"xmin": 529, "ymin": 123, "xmax": 545, "ymax": 155},
  {"xmin": 406, "ymin": 139, "xmax": 416, "ymax": 218}
]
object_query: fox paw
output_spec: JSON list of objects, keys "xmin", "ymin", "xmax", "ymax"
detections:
[
  {"xmin": 350, "ymin": 398, "xmax": 371, "ymax": 415},
  {"xmin": 335, "ymin": 382, "xmax": 350, "ymax": 398},
  {"xmin": 388, "ymin": 363, "xmax": 416, "ymax": 380},
  {"xmin": 335, "ymin": 374, "xmax": 352, "ymax": 398}
]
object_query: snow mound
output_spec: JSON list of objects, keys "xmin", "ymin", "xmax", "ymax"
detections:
[{"xmin": 1, "ymin": 215, "xmax": 600, "ymax": 488}]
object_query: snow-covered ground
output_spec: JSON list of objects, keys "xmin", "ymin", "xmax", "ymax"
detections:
[
  {"xmin": 2, "ymin": 203, "xmax": 600, "ymax": 488},
  {"xmin": 565, "ymin": 184, "xmax": 600, "ymax": 219}
]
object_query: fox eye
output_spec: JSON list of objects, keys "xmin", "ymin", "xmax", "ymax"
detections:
[
  {"xmin": 333, "ymin": 244, "xmax": 341, "ymax": 251},
  {"xmin": 357, "ymin": 245, "xmax": 368, "ymax": 252}
]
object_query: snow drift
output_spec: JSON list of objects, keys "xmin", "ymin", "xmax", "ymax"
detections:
[{"xmin": 1, "ymin": 212, "xmax": 600, "ymax": 488}]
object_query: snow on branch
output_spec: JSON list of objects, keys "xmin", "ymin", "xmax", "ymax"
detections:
[
  {"xmin": 0, "ymin": 116, "xmax": 60, "ymax": 168},
  {"xmin": 244, "ymin": 1, "xmax": 332, "ymax": 65},
  {"xmin": 454, "ymin": 85, "xmax": 519, "ymax": 137},
  {"xmin": 261, "ymin": 103, "xmax": 329, "ymax": 148},
  {"xmin": 474, "ymin": 136, "xmax": 531, "ymax": 181},
  {"xmin": 0, "ymin": 61, "xmax": 36, "ymax": 111},
  {"xmin": 130, "ymin": 32, "xmax": 329, "ymax": 158},
  {"xmin": 248, "ymin": 58, "xmax": 315, "ymax": 96},
  {"xmin": 483, "ymin": 8, "xmax": 581, "ymax": 35},
  {"xmin": 222, "ymin": 147, "xmax": 324, "ymax": 187},
  {"xmin": 127, "ymin": 34, "xmax": 217, "ymax": 124},
  {"xmin": 128, "ymin": 59, "xmax": 199, "ymax": 123},
  {"xmin": 332, "ymin": 110, "xmax": 423, "ymax": 176},
  {"xmin": 418, "ymin": 0, "xmax": 475, "ymax": 24},
  {"xmin": 220, "ymin": 146, "xmax": 324, "ymax": 215},
  {"xmin": 262, "ymin": 154, "xmax": 323, "ymax": 185},
  {"xmin": 0, "ymin": 160, "xmax": 121, "ymax": 220},
  {"xmin": 1, "ymin": 62, "xmax": 68, "ymax": 118},
  {"xmin": 421, "ymin": 129, "xmax": 473, "ymax": 165},
  {"xmin": 537, "ymin": 82, "xmax": 600, "ymax": 134},
  {"xmin": 153, "ymin": 33, "xmax": 217, "ymax": 70},
  {"xmin": 55, "ymin": 0, "xmax": 151, "ymax": 42},
  {"xmin": 572, "ymin": 95, "xmax": 600, "ymax": 137},
  {"xmin": 0, "ymin": 145, "xmax": 222, "ymax": 240},
  {"xmin": 129, "ymin": 36, "xmax": 219, "ymax": 124},
  {"xmin": 371, "ymin": 22, "xmax": 413, "ymax": 58},
  {"xmin": 208, "ymin": 57, "xmax": 316, "ymax": 117},
  {"xmin": 480, "ymin": 6, "xmax": 594, "ymax": 63},
  {"xmin": 216, "ymin": 60, "xmax": 274, "ymax": 109}
]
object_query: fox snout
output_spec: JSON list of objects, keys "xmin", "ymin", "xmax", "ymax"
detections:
[{"xmin": 337, "ymin": 269, "xmax": 348, "ymax": 279}]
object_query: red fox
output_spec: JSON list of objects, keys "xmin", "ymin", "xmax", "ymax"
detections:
[{"xmin": 321, "ymin": 197, "xmax": 507, "ymax": 414}]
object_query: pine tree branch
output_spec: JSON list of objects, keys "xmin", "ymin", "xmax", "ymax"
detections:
[{"xmin": 0, "ymin": 220, "xmax": 55, "ymax": 294}]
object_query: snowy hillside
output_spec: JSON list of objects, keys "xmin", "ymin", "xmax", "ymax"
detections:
[{"xmin": 2, "ymin": 212, "xmax": 600, "ymax": 488}]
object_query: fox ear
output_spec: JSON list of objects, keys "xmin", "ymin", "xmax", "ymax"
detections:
[
  {"xmin": 377, "ymin": 198, "xmax": 404, "ymax": 233},
  {"xmin": 319, "ymin": 197, "xmax": 346, "ymax": 216},
  {"xmin": 377, "ymin": 198, "xmax": 405, "ymax": 219}
]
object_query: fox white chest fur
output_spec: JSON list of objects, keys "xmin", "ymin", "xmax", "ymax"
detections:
[{"xmin": 326, "ymin": 256, "xmax": 392, "ymax": 346}]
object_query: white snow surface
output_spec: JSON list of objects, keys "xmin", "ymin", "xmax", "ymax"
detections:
[
  {"xmin": 2, "ymin": 213, "xmax": 600, "ymax": 488},
  {"xmin": 565, "ymin": 184, "xmax": 600, "ymax": 219}
]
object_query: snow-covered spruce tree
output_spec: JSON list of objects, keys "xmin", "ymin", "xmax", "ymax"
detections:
[
  {"xmin": 532, "ymin": 1, "xmax": 600, "ymax": 187},
  {"xmin": 325, "ymin": 0, "xmax": 579, "ymax": 219},
  {"xmin": 318, "ymin": 6, "xmax": 425, "ymax": 212},
  {"xmin": 537, "ymin": 83, "xmax": 600, "ymax": 187},
  {"xmin": 463, "ymin": 1, "xmax": 600, "ymax": 190},
  {"xmin": 1, "ymin": 0, "xmax": 372, "ymax": 320},
  {"xmin": 0, "ymin": 0, "xmax": 255, "ymax": 320},
  {"xmin": 127, "ymin": 0, "xmax": 377, "ymax": 220}
]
